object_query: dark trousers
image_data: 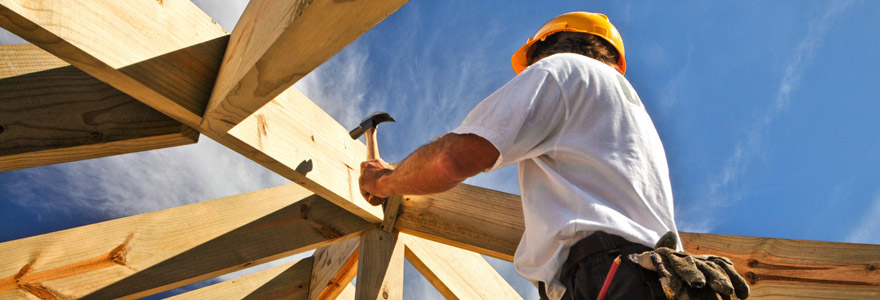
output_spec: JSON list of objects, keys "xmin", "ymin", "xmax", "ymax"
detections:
[{"xmin": 540, "ymin": 232, "xmax": 667, "ymax": 300}]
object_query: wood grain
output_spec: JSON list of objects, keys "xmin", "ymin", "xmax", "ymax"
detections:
[
  {"xmin": 355, "ymin": 229, "xmax": 404, "ymax": 300},
  {"xmin": 0, "ymin": 44, "xmax": 67, "ymax": 79},
  {"xmin": 0, "ymin": 184, "xmax": 371, "ymax": 300},
  {"xmin": 0, "ymin": 45, "xmax": 197, "ymax": 172},
  {"xmin": 396, "ymin": 184, "xmax": 524, "ymax": 261},
  {"xmin": 201, "ymin": 0, "xmax": 409, "ymax": 135},
  {"xmin": 0, "ymin": 0, "xmax": 227, "ymax": 128},
  {"xmin": 682, "ymin": 232, "xmax": 880, "ymax": 299},
  {"xmin": 401, "ymin": 233, "xmax": 522, "ymax": 300},
  {"xmin": 310, "ymin": 237, "xmax": 359, "ymax": 300},
  {"xmin": 227, "ymin": 87, "xmax": 383, "ymax": 222},
  {"xmin": 166, "ymin": 257, "xmax": 314, "ymax": 300}
]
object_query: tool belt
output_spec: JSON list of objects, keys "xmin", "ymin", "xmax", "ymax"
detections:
[{"xmin": 540, "ymin": 231, "xmax": 652, "ymax": 299}]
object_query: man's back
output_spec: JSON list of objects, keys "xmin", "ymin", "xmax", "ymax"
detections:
[{"xmin": 453, "ymin": 53, "xmax": 678, "ymax": 297}]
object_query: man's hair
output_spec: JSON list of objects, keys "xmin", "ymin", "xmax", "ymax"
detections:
[{"xmin": 529, "ymin": 32, "xmax": 620, "ymax": 66}]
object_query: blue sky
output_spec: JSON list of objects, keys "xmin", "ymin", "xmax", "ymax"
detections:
[{"xmin": 2, "ymin": 0, "xmax": 879, "ymax": 299}]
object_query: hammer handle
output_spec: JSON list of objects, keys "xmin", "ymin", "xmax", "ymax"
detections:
[
  {"xmin": 363, "ymin": 127, "xmax": 385, "ymax": 205},
  {"xmin": 365, "ymin": 127, "xmax": 380, "ymax": 161}
]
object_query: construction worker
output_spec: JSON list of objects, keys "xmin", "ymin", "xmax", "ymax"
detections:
[{"xmin": 360, "ymin": 12, "xmax": 745, "ymax": 300}]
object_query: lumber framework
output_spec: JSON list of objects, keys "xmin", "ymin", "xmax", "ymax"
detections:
[{"xmin": 1, "ymin": 0, "xmax": 878, "ymax": 299}]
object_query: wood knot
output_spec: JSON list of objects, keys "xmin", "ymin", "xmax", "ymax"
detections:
[
  {"xmin": 109, "ymin": 244, "xmax": 127, "ymax": 265},
  {"xmin": 745, "ymin": 272, "xmax": 757, "ymax": 284},
  {"xmin": 867, "ymin": 264, "xmax": 878, "ymax": 272},
  {"xmin": 747, "ymin": 259, "xmax": 759, "ymax": 268},
  {"xmin": 90, "ymin": 131, "xmax": 103, "ymax": 141},
  {"xmin": 300, "ymin": 204, "xmax": 310, "ymax": 220},
  {"xmin": 0, "ymin": 124, "xmax": 6, "ymax": 134}
]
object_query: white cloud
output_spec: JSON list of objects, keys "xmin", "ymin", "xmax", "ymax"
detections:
[
  {"xmin": 4, "ymin": 137, "xmax": 288, "ymax": 219},
  {"xmin": 684, "ymin": 2, "xmax": 853, "ymax": 232},
  {"xmin": 846, "ymin": 189, "xmax": 880, "ymax": 244}
]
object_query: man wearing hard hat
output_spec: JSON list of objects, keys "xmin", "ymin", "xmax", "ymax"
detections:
[{"xmin": 360, "ymin": 12, "xmax": 748, "ymax": 300}]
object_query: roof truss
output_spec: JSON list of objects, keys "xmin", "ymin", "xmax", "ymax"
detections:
[{"xmin": 1, "ymin": 0, "xmax": 878, "ymax": 299}]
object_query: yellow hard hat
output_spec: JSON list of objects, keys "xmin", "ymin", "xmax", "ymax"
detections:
[{"xmin": 511, "ymin": 12, "xmax": 626, "ymax": 75}]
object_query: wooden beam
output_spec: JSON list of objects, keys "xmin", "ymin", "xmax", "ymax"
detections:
[
  {"xmin": 682, "ymin": 232, "xmax": 880, "ymax": 300},
  {"xmin": 396, "ymin": 184, "xmax": 524, "ymax": 261},
  {"xmin": 0, "ymin": 0, "xmax": 227, "ymax": 128},
  {"xmin": 0, "ymin": 184, "xmax": 371, "ymax": 300},
  {"xmin": 396, "ymin": 182, "xmax": 880, "ymax": 299},
  {"xmin": 310, "ymin": 237, "xmax": 359, "ymax": 300},
  {"xmin": 337, "ymin": 283, "xmax": 356, "ymax": 300},
  {"xmin": 166, "ymin": 257, "xmax": 314, "ymax": 300},
  {"xmin": 0, "ymin": 44, "xmax": 67, "ymax": 78},
  {"xmin": 226, "ymin": 87, "xmax": 383, "ymax": 222},
  {"xmin": 355, "ymin": 228, "xmax": 404, "ymax": 300},
  {"xmin": 201, "ymin": 0, "xmax": 409, "ymax": 135},
  {"xmin": 400, "ymin": 234, "xmax": 522, "ymax": 300},
  {"xmin": 0, "ymin": 45, "xmax": 197, "ymax": 171}
]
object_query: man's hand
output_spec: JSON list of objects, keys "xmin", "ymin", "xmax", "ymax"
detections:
[{"xmin": 359, "ymin": 158, "xmax": 394, "ymax": 205}]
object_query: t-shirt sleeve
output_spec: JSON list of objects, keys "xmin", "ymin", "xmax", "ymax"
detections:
[{"xmin": 451, "ymin": 67, "xmax": 566, "ymax": 171}]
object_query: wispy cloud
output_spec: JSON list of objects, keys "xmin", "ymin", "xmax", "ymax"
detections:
[
  {"xmin": 846, "ymin": 189, "xmax": 880, "ymax": 244},
  {"xmin": 2, "ymin": 138, "xmax": 288, "ymax": 219},
  {"xmin": 679, "ymin": 2, "xmax": 853, "ymax": 232}
]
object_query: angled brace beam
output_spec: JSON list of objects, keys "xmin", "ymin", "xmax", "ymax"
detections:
[
  {"xmin": 166, "ymin": 257, "xmax": 314, "ymax": 300},
  {"xmin": 0, "ymin": 184, "xmax": 370, "ymax": 300},
  {"xmin": 202, "ymin": 0, "xmax": 409, "ymax": 135},
  {"xmin": 401, "ymin": 234, "xmax": 522, "ymax": 300},
  {"xmin": 310, "ymin": 238, "xmax": 359, "ymax": 300},
  {"xmin": 0, "ymin": 45, "xmax": 197, "ymax": 172},
  {"xmin": 0, "ymin": 0, "xmax": 228, "ymax": 129}
]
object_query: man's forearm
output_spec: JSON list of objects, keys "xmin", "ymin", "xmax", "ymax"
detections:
[{"xmin": 380, "ymin": 133, "xmax": 499, "ymax": 196}]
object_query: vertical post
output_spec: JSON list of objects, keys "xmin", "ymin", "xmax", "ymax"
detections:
[{"xmin": 355, "ymin": 228, "xmax": 404, "ymax": 300}]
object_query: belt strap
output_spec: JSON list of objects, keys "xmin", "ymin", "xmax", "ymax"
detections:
[{"xmin": 561, "ymin": 232, "xmax": 645, "ymax": 279}]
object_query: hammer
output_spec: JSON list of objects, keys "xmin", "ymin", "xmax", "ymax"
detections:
[{"xmin": 349, "ymin": 111, "xmax": 395, "ymax": 205}]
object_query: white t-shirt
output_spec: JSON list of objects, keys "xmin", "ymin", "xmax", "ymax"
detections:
[{"xmin": 451, "ymin": 53, "xmax": 679, "ymax": 300}]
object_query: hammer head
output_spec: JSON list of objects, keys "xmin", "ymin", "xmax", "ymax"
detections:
[{"xmin": 349, "ymin": 112, "xmax": 395, "ymax": 139}]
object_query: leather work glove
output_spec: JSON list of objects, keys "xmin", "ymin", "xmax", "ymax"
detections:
[{"xmin": 628, "ymin": 232, "xmax": 750, "ymax": 300}]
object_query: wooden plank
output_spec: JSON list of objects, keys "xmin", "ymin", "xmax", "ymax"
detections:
[
  {"xmin": 336, "ymin": 283, "xmax": 355, "ymax": 300},
  {"xmin": 396, "ymin": 184, "xmax": 524, "ymax": 261},
  {"xmin": 400, "ymin": 234, "xmax": 522, "ymax": 300},
  {"xmin": 355, "ymin": 229, "xmax": 404, "ymax": 300},
  {"xmin": 310, "ymin": 238, "xmax": 359, "ymax": 300},
  {"xmin": 166, "ymin": 257, "xmax": 314, "ymax": 300},
  {"xmin": 0, "ymin": 45, "xmax": 197, "ymax": 171},
  {"xmin": 0, "ymin": 184, "xmax": 371, "ymax": 300},
  {"xmin": 201, "ymin": 0, "xmax": 409, "ymax": 135},
  {"xmin": 0, "ymin": 44, "xmax": 67, "ymax": 78},
  {"xmin": 0, "ymin": 0, "xmax": 227, "ymax": 128},
  {"xmin": 682, "ymin": 232, "xmax": 880, "ymax": 300},
  {"xmin": 226, "ymin": 87, "xmax": 383, "ymax": 222}
]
